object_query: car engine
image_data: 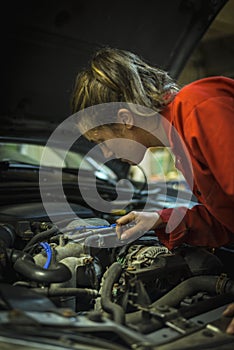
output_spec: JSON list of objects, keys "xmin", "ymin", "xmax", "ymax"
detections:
[{"xmin": 0, "ymin": 203, "xmax": 234, "ymax": 350}]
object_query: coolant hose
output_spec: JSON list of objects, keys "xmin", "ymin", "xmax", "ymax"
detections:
[
  {"xmin": 100, "ymin": 261, "xmax": 125, "ymax": 324},
  {"xmin": 126, "ymin": 275, "xmax": 234, "ymax": 324},
  {"xmin": 151, "ymin": 275, "xmax": 234, "ymax": 308},
  {"xmin": 9, "ymin": 249, "xmax": 72, "ymax": 283}
]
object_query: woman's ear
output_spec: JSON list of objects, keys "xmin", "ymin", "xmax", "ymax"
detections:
[{"xmin": 117, "ymin": 108, "xmax": 134, "ymax": 129}]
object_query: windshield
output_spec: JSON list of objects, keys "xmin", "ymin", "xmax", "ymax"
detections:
[{"xmin": 0, "ymin": 142, "xmax": 117, "ymax": 180}]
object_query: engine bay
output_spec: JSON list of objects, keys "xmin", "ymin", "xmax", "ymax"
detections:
[{"xmin": 0, "ymin": 204, "xmax": 234, "ymax": 350}]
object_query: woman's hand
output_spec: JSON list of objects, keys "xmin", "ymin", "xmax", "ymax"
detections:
[
  {"xmin": 223, "ymin": 303, "xmax": 234, "ymax": 334},
  {"xmin": 116, "ymin": 211, "xmax": 162, "ymax": 241}
]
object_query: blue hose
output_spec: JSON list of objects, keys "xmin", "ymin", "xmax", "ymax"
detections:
[{"xmin": 40, "ymin": 242, "xmax": 52, "ymax": 269}]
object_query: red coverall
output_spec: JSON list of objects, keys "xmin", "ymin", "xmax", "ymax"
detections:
[{"xmin": 156, "ymin": 76, "xmax": 234, "ymax": 250}]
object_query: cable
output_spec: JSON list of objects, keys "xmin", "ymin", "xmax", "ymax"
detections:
[
  {"xmin": 72, "ymin": 224, "xmax": 117, "ymax": 231},
  {"xmin": 39, "ymin": 242, "xmax": 52, "ymax": 269},
  {"xmin": 23, "ymin": 224, "xmax": 59, "ymax": 252}
]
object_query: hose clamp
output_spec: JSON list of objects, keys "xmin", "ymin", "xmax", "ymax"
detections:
[{"xmin": 216, "ymin": 273, "xmax": 228, "ymax": 294}]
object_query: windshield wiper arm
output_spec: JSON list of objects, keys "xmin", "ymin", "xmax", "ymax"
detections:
[{"xmin": 0, "ymin": 160, "xmax": 40, "ymax": 170}]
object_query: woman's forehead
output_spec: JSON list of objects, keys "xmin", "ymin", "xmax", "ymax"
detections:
[
  {"xmin": 84, "ymin": 128, "xmax": 98, "ymax": 140},
  {"xmin": 85, "ymin": 124, "xmax": 122, "ymax": 141},
  {"xmin": 84, "ymin": 126, "xmax": 106, "ymax": 139}
]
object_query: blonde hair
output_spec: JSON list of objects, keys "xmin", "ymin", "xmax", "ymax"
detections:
[{"xmin": 71, "ymin": 47, "xmax": 180, "ymax": 126}]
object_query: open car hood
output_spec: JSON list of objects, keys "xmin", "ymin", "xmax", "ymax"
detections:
[
  {"xmin": 1, "ymin": 0, "xmax": 229, "ymax": 177},
  {"xmin": 2, "ymin": 0, "xmax": 229, "ymax": 122}
]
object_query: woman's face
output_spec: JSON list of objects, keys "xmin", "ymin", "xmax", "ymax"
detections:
[{"xmin": 85, "ymin": 125, "xmax": 148, "ymax": 165}]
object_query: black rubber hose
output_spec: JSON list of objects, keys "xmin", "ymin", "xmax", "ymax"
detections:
[
  {"xmin": 126, "ymin": 275, "xmax": 234, "ymax": 325},
  {"xmin": 14, "ymin": 259, "xmax": 71, "ymax": 283},
  {"xmin": 8, "ymin": 248, "xmax": 35, "ymax": 264},
  {"xmin": 23, "ymin": 225, "xmax": 59, "ymax": 251},
  {"xmin": 10, "ymin": 249, "xmax": 72, "ymax": 283},
  {"xmin": 0, "ymin": 224, "xmax": 15, "ymax": 248},
  {"xmin": 0, "ymin": 226, "xmax": 16, "ymax": 277},
  {"xmin": 151, "ymin": 275, "xmax": 234, "ymax": 308},
  {"xmin": 129, "ymin": 293, "xmax": 234, "ymax": 334},
  {"xmin": 100, "ymin": 261, "xmax": 125, "ymax": 324},
  {"xmin": 32, "ymin": 287, "xmax": 99, "ymax": 298}
]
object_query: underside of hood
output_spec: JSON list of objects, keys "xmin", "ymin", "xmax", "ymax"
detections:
[
  {"xmin": 1, "ymin": 0, "xmax": 228, "ymax": 124},
  {"xmin": 0, "ymin": 0, "xmax": 229, "ymax": 177}
]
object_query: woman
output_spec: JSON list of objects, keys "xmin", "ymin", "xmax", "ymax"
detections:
[{"xmin": 71, "ymin": 47, "xmax": 234, "ymax": 332}]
